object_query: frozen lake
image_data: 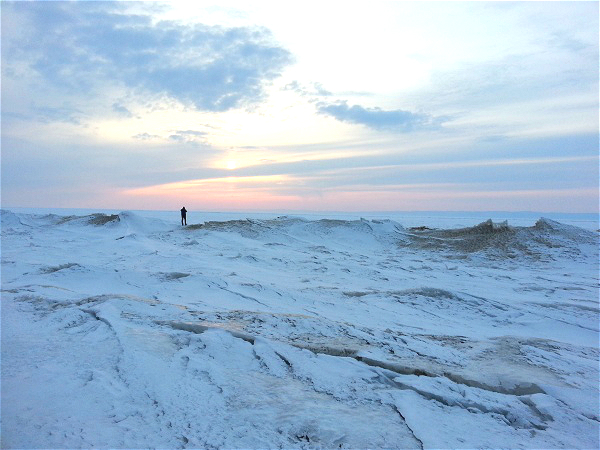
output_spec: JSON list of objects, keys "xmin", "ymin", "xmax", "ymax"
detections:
[{"xmin": 1, "ymin": 208, "xmax": 598, "ymax": 448}]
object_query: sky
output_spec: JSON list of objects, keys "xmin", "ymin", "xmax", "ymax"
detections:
[{"xmin": 1, "ymin": 1, "xmax": 598, "ymax": 213}]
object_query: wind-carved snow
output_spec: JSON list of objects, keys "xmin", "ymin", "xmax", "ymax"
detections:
[{"xmin": 1, "ymin": 210, "xmax": 598, "ymax": 449}]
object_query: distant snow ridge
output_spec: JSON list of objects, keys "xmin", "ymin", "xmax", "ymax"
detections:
[
  {"xmin": 2, "ymin": 210, "xmax": 595, "ymax": 261},
  {"xmin": 185, "ymin": 215, "xmax": 596, "ymax": 261}
]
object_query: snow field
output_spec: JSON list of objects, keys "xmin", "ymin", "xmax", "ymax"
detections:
[{"xmin": 1, "ymin": 210, "xmax": 598, "ymax": 448}]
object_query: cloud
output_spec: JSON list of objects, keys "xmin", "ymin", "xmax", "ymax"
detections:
[
  {"xmin": 1, "ymin": 133, "xmax": 222, "ymax": 197},
  {"xmin": 168, "ymin": 130, "xmax": 208, "ymax": 143},
  {"xmin": 132, "ymin": 132, "xmax": 160, "ymax": 141},
  {"xmin": 316, "ymin": 101, "xmax": 434, "ymax": 131},
  {"xmin": 30, "ymin": 104, "xmax": 84, "ymax": 124},
  {"xmin": 2, "ymin": 2, "xmax": 292, "ymax": 113},
  {"xmin": 425, "ymin": 44, "xmax": 598, "ymax": 115},
  {"xmin": 112, "ymin": 103, "xmax": 134, "ymax": 118},
  {"xmin": 131, "ymin": 129, "xmax": 208, "ymax": 143},
  {"xmin": 284, "ymin": 81, "xmax": 332, "ymax": 97}
]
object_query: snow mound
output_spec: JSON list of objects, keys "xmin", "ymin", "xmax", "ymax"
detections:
[
  {"xmin": 533, "ymin": 217, "xmax": 598, "ymax": 244},
  {"xmin": 116, "ymin": 211, "xmax": 172, "ymax": 234},
  {"xmin": 37, "ymin": 211, "xmax": 175, "ymax": 237},
  {"xmin": 58, "ymin": 213, "xmax": 121, "ymax": 227},
  {"xmin": 404, "ymin": 218, "xmax": 597, "ymax": 260},
  {"xmin": 0, "ymin": 209, "xmax": 25, "ymax": 229},
  {"xmin": 187, "ymin": 216, "xmax": 405, "ymax": 249}
]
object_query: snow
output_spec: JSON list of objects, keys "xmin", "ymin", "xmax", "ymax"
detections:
[{"xmin": 1, "ymin": 209, "xmax": 598, "ymax": 449}]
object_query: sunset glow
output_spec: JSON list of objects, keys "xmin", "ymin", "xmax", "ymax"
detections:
[{"xmin": 2, "ymin": 1, "xmax": 598, "ymax": 213}]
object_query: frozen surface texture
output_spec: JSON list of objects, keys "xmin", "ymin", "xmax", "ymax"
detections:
[{"xmin": 1, "ymin": 210, "xmax": 598, "ymax": 449}]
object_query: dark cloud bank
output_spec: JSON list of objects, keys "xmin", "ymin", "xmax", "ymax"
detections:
[{"xmin": 3, "ymin": 2, "xmax": 292, "ymax": 112}]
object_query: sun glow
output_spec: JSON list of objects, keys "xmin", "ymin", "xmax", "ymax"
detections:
[
  {"xmin": 122, "ymin": 174, "xmax": 297, "ymax": 210},
  {"xmin": 226, "ymin": 160, "xmax": 237, "ymax": 170}
]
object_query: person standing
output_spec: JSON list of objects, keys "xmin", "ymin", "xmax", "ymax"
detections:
[{"xmin": 180, "ymin": 206, "xmax": 187, "ymax": 226}]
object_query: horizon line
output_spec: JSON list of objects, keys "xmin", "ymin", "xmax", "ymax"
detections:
[{"xmin": 3, "ymin": 205, "xmax": 599, "ymax": 217}]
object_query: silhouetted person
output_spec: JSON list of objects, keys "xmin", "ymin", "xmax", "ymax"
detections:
[{"xmin": 180, "ymin": 207, "xmax": 187, "ymax": 226}]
